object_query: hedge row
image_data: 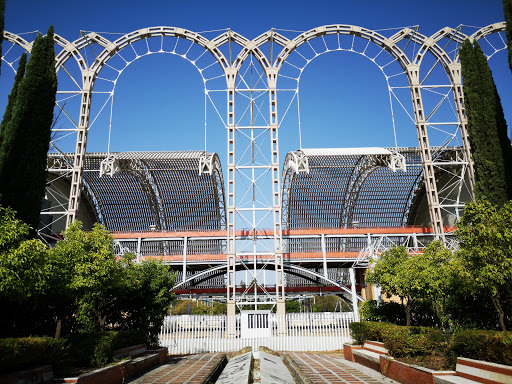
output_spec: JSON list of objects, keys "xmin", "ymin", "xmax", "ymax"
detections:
[
  {"xmin": 349, "ymin": 322, "xmax": 512, "ymax": 365},
  {"xmin": 349, "ymin": 322, "xmax": 444, "ymax": 357},
  {"xmin": 0, "ymin": 330, "xmax": 146, "ymax": 374},
  {"xmin": 0, "ymin": 337, "xmax": 68, "ymax": 374},
  {"xmin": 68, "ymin": 329, "xmax": 145, "ymax": 367},
  {"xmin": 451, "ymin": 329, "xmax": 512, "ymax": 366}
]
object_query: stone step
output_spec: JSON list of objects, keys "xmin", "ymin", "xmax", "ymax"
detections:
[
  {"xmin": 434, "ymin": 375, "xmax": 482, "ymax": 384},
  {"xmin": 216, "ymin": 351, "xmax": 253, "ymax": 384}
]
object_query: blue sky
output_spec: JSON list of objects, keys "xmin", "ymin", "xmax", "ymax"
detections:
[{"xmin": 1, "ymin": 0, "xmax": 510, "ymax": 161}]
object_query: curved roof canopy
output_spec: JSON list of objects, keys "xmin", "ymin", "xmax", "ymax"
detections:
[
  {"xmin": 48, "ymin": 151, "xmax": 226, "ymax": 233},
  {"xmin": 282, "ymin": 147, "xmax": 423, "ymax": 230}
]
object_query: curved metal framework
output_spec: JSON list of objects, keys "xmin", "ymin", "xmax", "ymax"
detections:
[
  {"xmin": 172, "ymin": 260, "xmax": 364, "ymax": 302},
  {"xmin": 47, "ymin": 151, "xmax": 226, "ymax": 252},
  {"xmin": 1, "ymin": 21, "xmax": 508, "ymax": 320}
]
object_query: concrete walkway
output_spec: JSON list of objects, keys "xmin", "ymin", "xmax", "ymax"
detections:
[
  {"xmin": 127, "ymin": 352, "xmax": 225, "ymax": 384},
  {"xmin": 287, "ymin": 352, "xmax": 400, "ymax": 384}
]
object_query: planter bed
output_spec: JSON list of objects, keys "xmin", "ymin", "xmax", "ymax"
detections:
[
  {"xmin": 0, "ymin": 365, "xmax": 53, "ymax": 384},
  {"xmin": 344, "ymin": 342, "xmax": 512, "ymax": 384}
]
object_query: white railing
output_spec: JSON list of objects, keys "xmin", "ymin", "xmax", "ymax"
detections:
[{"xmin": 159, "ymin": 312, "xmax": 354, "ymax": 354}]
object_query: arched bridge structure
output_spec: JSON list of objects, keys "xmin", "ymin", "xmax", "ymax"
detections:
[{"xmin": 1, "ymin": 22, "xmax": 508, "ymax": 326}]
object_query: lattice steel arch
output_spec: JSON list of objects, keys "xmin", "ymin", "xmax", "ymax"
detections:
[
  {"xmin": 266, "ymin": 25, "xmax": 470, "ymax": 236},
  {"xmin": 1, "ymin": 21, "xmax": 509, "ymax": 318},
  {"xmin": 171, "ymin": 261, "xmax": 364, "ymax": 303}
]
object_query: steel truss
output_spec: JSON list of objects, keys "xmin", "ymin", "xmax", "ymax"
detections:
[{"xmin": 1, "ymin": 22, "xmax": 508, "ymax": 321}]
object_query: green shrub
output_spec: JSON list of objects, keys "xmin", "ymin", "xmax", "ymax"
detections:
[
  {"xmin": 451, "ymin": 330, "xmax": 512, "ymax": 365},
  {"xmin": 381, "ymin": 325, "xmax": 444, "ymax": 357},
  {"xmin": 349, "ymin": 322, "xmax": 368, "ymax": 344},
  {"xmin": 360, "ymin": 300, "xmax": 407, "ymax": 325},
  {"xmin": 349, "ymin": 322, "xmax": 445, "ymax": 357},
  {"xmin": 0, "ymin": 337, "xmax": 69, "ymax": 374},
  {"xmin": 349, "ymin": 321, "xmax": 395, "ymax": 344},
  {"xmin": 68, "ymin": 330, "xmax": 146, "ymax": 367}
]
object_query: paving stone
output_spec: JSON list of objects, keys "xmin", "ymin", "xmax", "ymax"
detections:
[
  {"xmin": 288, "ymin": 352, "xmax": 399, "ymax": 384},
  {"xmin": 259, "ymin": 351, "xmax": 295, "ymax": 384},
  {"xmin": 127, "ymin": 352, "xmax": 225, "ymax": 384}
]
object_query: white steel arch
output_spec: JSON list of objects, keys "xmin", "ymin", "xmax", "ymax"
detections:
[
  {"xmin": 1, "ymin": 21, "xmax": 508, "ymax": 325},
  {"xmin": 269, "ymin": 24, "xmax": 468, "ymax": 236}
]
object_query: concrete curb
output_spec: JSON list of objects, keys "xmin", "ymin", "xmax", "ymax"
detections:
[
  {"xmin": 201, "ymin": 354, "xmax": 228, "ymax": 384},
  {"xmin": 281, "ymin": 354, "xmax": 314, "ymax": 384}
]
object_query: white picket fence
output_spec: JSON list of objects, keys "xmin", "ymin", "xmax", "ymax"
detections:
[{"xmin": 159, "ymin": 312, "xmax": 354, "ymax": 354}]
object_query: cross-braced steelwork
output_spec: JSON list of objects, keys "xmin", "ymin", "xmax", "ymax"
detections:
[{"xmin": 1, "ymin": 21, "xmax": 508, "ymax": 326}]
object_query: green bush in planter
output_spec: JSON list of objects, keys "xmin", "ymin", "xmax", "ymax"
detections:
[
  {"xmin": 349, "ymin": 322, "xmax": 445, "ymax": 357},
  {"xmin": 450, "ymin": 330, "xmax": 512, "ymax": 365},
  {"xmin": 349, "ymin": 321, "xmax": 396, "ymax": 344},
  {"xmin": 381, "ymin": 326, "xmax": 444, "ymax": 357},
  {"xmin": 0, "ymin": 337, "xmax": 69, "ymax": 374},
  {"xmin": 68, "ymin": 330, "xmax": 146, "ymax": 367}
]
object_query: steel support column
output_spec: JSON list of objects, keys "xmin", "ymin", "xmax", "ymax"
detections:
[
  {"xmin": 225, "ymin": 67, "xmax": 237, "ymax": 337},
  {"xmin": 349, "ymin": 268, "xmax": 360, "ymax": 321},
  {"xmin": 268, "ymin": 68, "xmax": 286, "ymax": 331},
  {"xmin": 408, "ymin": 65, "xmax": 444, "ymax": 237},
  {"xmin": 66, "ymin": 70, "xmax": 94, "ymax": 227}
]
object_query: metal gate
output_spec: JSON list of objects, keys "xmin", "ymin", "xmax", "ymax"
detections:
[{"xmin": 159, "ymin": 312, "xmax": 354, "ymax": 354}]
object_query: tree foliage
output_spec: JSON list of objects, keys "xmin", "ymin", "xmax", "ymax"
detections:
[
  {"xmin": 403, "ymin": 242, "xmax": 459, "ymax": 335},
  {"xmin": 456, "ymin": 199, "xmax": 512, "ymax": 331},
  {"xmin": 113, "ymin": 254, "xmax": 175, "ymax": 343},
  {"xmin": 49, "ymin": 221, "xmax": 176, "ymax": 342},
  {"xmin": 0, "ymin": 26, "xmax": 57, "ymax": 230},
  {"xmin": 366, "ymin": 199, "xmax": 512, "ymax": 332},
  {"xmin": 504, "ymin": 0, "xmax": 512, "ymax": 72},
  {"xmin": 0, "ymin": 53, "xmax": 26, "ymax": 166},
  {"xmin": 0, "ymin": 206, "xmax": 50, "ymax": 336},
  {"xmin": 49, "ymin": 222, "xmax": 122, "ymax": 334},
  {"xmin": 172, "ymin": 300, "xmax": 226, "ymax": 316},
  {"xmin": 366, "ymin": 242, "xmax": 464, "ymax": 333},
  {"xmin": 459, "ymin": 39, "xmax": 512, "ymax": 206},
  {"xmin": 0, "ymin": 209, "xmax": 175, "ymax": 342},
  {"xmin": 366, "ymin": 246, "xmax": 417, "ymax": 325}
]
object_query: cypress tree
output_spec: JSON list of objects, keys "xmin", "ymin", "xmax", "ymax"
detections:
[
  {"xmin": 0, "ymin": 52, "xmax": 26, "ymax": 155},
  {"xmin": 504, "ymin": 0, "xmax": 512, "ymax": 72},
  {"xmin": 0, "ymin": 0, "xmax": 5, "ymax": 76},
  {"xmin": 459, "ymin": 39, "xmax": 512, "ymax": 206},
  {"xmin": 0, "ymin": 26, "xmax": 57, "ymax": 230}
]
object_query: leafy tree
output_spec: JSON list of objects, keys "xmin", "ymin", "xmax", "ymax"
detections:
[
  {"xmin": 0, "ymin": 205, "xmax": 50, "ymax": 337},
  {"xmin": 0, "ymin": 53, "xmax": 26, "ymax": 162},
  {"xmin": 456, "ymin": 198, "xmax": 512, "ymax": 331},
  {"xmin": 459, "ymin": 39, "xmax": 512, "ymax": 206},
  {"xmin": 50, "ymin": 221, "xmax": 123, "ymax": 334},
  {"xmin": 286, "ymin": 300, "xmax": 300, "ymax": 313},
  {"xmin": 365, "ymin": 246, "xmax": 417, "ymax": 326},
  {"xmin": 0, "ymin": 212, "xmax": 175, "ymax": 340},
  {"xmin": 172, "ymin": 299, "xmax": 225, "ymax": 316},
  {"xmin": 112, "ymin": 255, "xmax": 175, "ymax": 343},
  {"xmin": 403, "ymin": 242, "xmax": 459, "ymax": 336},
  {"xmin": 504, "ymin": 0, "xmax": 512, "ymax": 71},
  {"xmin": 312, "ymin": 294, "xmax": 351, "ymax": 312},
  {"xmin": 0, "ymin": 26, "xmax": 57, "ymax": 231}
]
